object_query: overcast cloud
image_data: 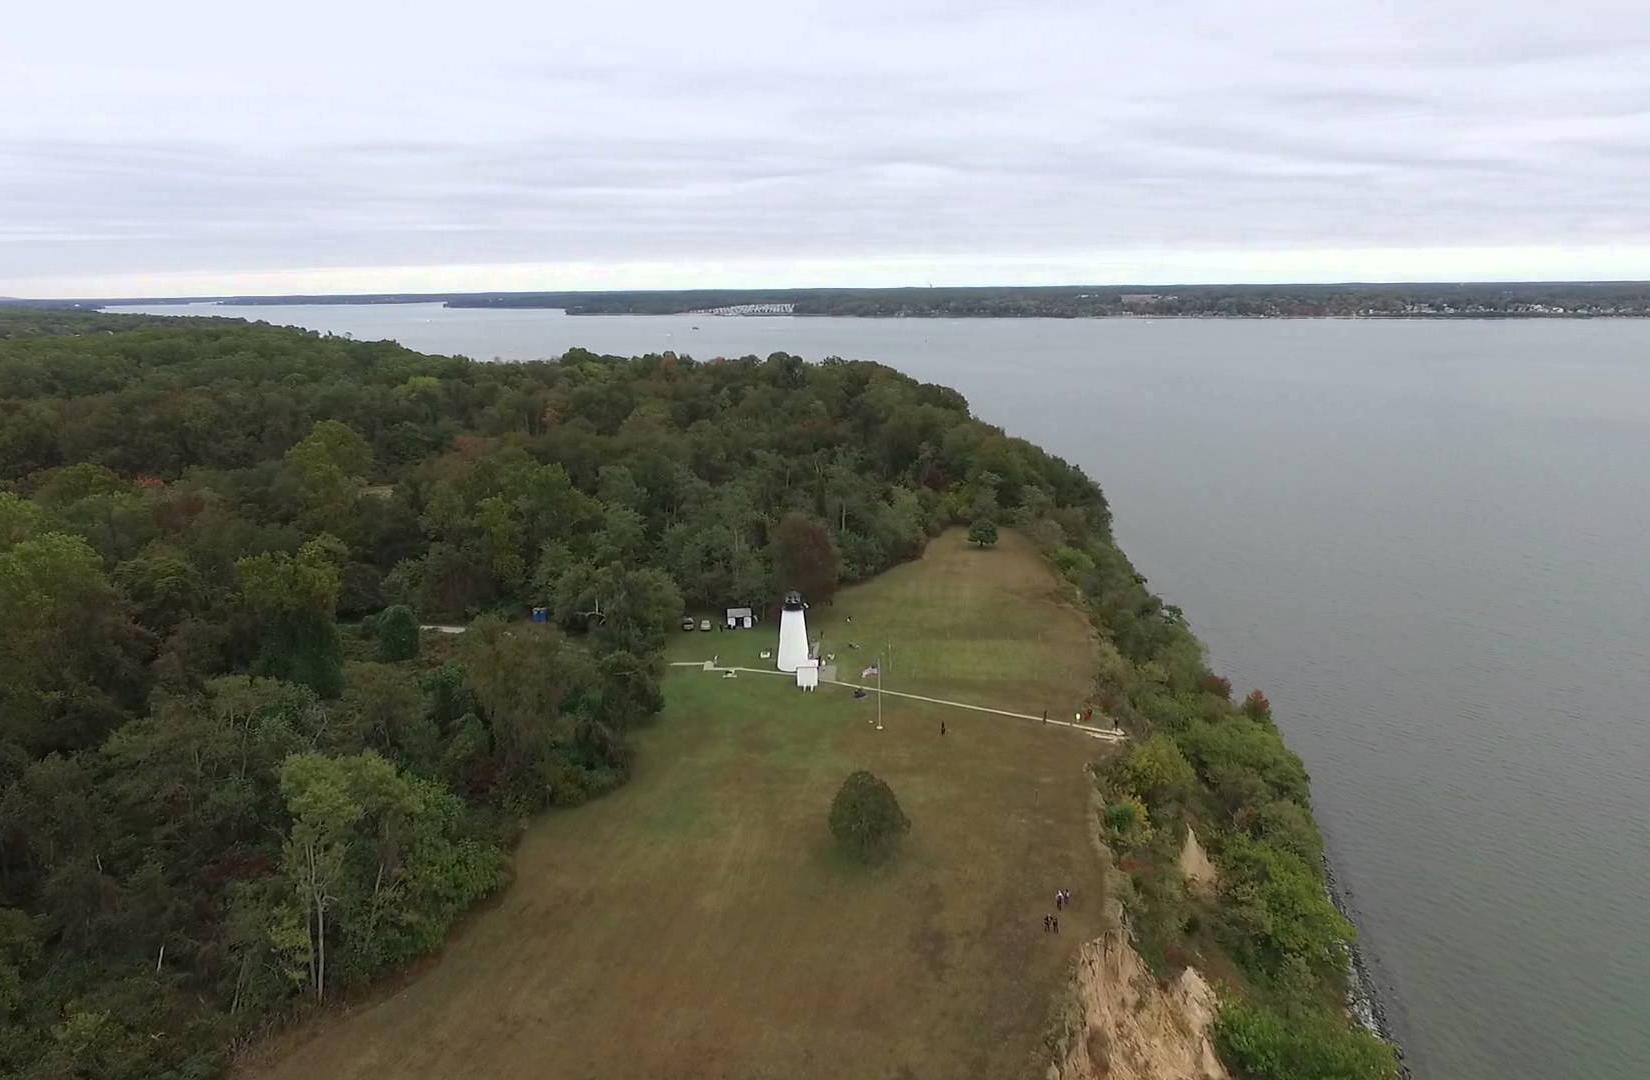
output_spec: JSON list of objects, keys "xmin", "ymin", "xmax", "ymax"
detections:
[{"xmin": 4, "ymin": 0, "xmax": 1650, "ymax": 296}]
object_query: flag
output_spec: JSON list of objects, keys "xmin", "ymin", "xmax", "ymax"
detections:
[{"xmin": 861, "ymin": 663, "xmax": 880, "ymax": 679}]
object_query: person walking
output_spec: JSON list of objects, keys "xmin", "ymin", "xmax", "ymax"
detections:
[
  {"xmin": 1042, "ymin": 914, "xmax": 1051, "ymax": 933},
  {"xmin": 940, "ymin": 721, "xmax": 947, "ymax": 736},
  {"xmin": 1052, "ymin": 914, "xmax": 1059, "ymax": 933},
  {"xmin": 1042, "ymin": 709, "xmax": 1048, "ymax": 725}
]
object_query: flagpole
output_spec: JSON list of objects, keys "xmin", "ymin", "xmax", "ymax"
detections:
[{"xmin": 878, "ymin": 641, "xmax": 886, "ymax": 730}]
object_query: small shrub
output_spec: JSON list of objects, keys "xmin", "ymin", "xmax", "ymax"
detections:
[
  {"xmin": 828, "ymin": 770, "xmax": 911, "ymax": 862},
  {"xmin": 1052, "ymin": 545, "xmax": 1095, "ymax": 578},
  {"xmin": 1104, "ymin": 796, "xmax": 1151, "ymax": 841}
]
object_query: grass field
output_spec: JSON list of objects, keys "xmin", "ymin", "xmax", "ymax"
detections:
[{"xmin": 247, "ymin": 529, "xmax": 1118, "ymax": 1080}]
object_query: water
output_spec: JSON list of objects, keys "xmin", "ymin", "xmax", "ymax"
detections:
[{"xmin": 110, "ymin": 302, "xmax": 1650, "ymax": 1079}]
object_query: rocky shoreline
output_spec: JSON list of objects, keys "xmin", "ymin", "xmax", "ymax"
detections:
[{"xmin": 1324, "ymin": 856, "xmax": 1412, "ymax": 1078}]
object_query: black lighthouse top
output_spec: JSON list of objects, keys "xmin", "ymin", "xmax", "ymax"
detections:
[{"xmin": 782, "ymin": 590, "xmax": 805, "ymax": 611}]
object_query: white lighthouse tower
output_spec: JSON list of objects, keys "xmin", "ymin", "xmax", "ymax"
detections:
[{"xmin": 776, "ymin": 590, "xmax": 809, "ymax": 672}]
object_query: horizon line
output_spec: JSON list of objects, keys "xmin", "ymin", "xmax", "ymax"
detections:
[{"xmin": 15, "ymin": 277, "xmax": 1650, "ymax": 304}]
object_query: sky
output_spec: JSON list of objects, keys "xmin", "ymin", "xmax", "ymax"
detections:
[{"xmin": 3, "ymin": 0, "xmax": 1649, "ymax": 297}]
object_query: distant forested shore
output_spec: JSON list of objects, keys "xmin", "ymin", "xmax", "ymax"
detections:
[{"xmin": 9, "ymin": 280, "xmax": 1650, "ymax": 319}]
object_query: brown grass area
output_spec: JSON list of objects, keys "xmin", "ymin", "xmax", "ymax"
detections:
[{"xmin": 245, "ymin": 529, "xmax": 1114, "ymax": 1080}]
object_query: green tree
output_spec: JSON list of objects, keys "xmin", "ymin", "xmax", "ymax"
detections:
[
  {"xmin": 460, "ymin": 615, "xmax": 598, "ymax": 801},
  {"xmin": 286, "ymin": 419, "xmax": 373, "ymax": 479},
  {"xmin": 112, "ymin": 546, "xmax": 207, "ymax": 635},
  {"xmin": 828, "ymin": 770, "xmax": 911, "ymax": 862},
  {"xmin": 1252, "ymin": 799, "xmax": 1325, "ymax": 865},
  {"xmin": 967, "ymin": 518, "xmax": 999, "ymax": 547},
  {"xmin": 30, "ymin": 462, "xmax": 129, "ymax": 508},
  {"xmin": 474, "ymin": 495, "xmax": 526, "ymax": 590},
  {"xmin": 285, "ymin": 420, "xmax": 373, "ymax": 532},
  {"xmin": 0, "ymin": 491, "xmax": 44, "ymax": 546},
  {"xmin": 376, "ymin": 604, "xmax": 420, "ymax": 662},
  {"xmin": 1120, "ymin": 734, "xmax": 1198, "ymax": 809},
  {"xmin": 1216, "ymin": 998, "xmax": 1398, "ymax": 1080},
  {"xmin": 548, "ymin": 562, "xmax": 682, "ymax": 657},
  {"xmin": 0, "ymin": 532, "xmax": 148, "ymax": 753},
  {"xmin": 1103, "ymin": 795, "xmax": 1152, "ymax": 844},
  {"xmin": 98, "ymin": 689, "xmax": 299, "ymax": 879},
  {"xmin": 594, "ymin": 650, "xmax": 664, "ymax": 731},
  {"xmin": 236, "ymin": 538, "xmax": 346, "ymax": 698},
  {"xmin": 661, "ymin": 517, "xmax": 765, "ymax": 608},
  {"xmin": 341, "ymin": 661, "xmax": 435, "ymax": 769},
  {"xmin": 0, "ymin": 907, "xmax": 41, "ymax": 1020},
  {"xmin": 278, "ymin": 752, "xmax": 505, "ymax": 996},
  {"xmin": 1216, "ymin": 834, "xmax": 1353, "ymax": 976},
  {"xmin": 277, "ymin": 752, "xmax": 373, "ymax": 1000},
  {"xmin": 1179, "ymin": 717, "xmax": 1311, "ymax": 806}
]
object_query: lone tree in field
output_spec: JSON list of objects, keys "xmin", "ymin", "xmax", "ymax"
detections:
[
  {"xmin": 829, "ymin": 770, "xmax": 911, "ymax": 862},
  {"xmin": 968, "ymin": 518, "xmax": 999, "ymax": 548},
  {"xmin": 377, "ymin": 604, "xmax": 420, "ymax": 662}
]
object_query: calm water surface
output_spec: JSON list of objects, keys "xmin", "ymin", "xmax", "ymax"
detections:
[{"xmin": 112, "ymin": 303, "xmax": 1650, "ymax": 1080}]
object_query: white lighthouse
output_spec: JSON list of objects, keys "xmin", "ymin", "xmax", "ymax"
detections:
[{"xmin": 776, "ymin": 590, "xmax": 809, "ymax": 672}]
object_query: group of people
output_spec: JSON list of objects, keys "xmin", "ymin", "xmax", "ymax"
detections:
[{"xmin": 1041, "ymin": 887, "xmax": 1074, "ymax": 933}]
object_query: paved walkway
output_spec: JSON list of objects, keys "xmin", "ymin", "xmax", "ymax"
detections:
[{"xmin": 667, "ymin": 661, "xmax": 1127, "ymax": 743}]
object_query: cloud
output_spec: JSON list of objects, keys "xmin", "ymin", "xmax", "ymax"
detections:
[{"xmin": 3, "ymin": 0, "xmax": 1649, "ymax": 295}]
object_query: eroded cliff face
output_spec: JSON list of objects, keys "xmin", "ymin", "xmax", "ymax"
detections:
[
  {"xmin": 1179, "ymin": 827, "xmax": 1217, "ymax": 898},
  {"xmin": 1043, "ymin": 923, "xmax": 1228, "ymax": 1080}
]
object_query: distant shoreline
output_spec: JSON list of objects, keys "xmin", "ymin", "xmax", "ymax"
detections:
[
  {"xmin": 6, "ymin": 278, "xmax": 1648, "ymax": 320},
  {"xmin": 86, "ymin": 300, "xmax": 1650, "ymax": 322}
]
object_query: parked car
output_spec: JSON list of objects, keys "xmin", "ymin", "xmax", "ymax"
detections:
[
  {"xmin": 681, "ymin": 616, "xmax": 696, "ymax": 631},
  {"xmin": 699, "ymin": 618, "xmax": 712, "ymax": 631}
]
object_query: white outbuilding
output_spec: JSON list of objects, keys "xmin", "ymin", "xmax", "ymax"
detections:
[
  {"xmin": 725, "ymin": 606, "xmax": 754, "ymax": 629},
  {"xmin": 795, "ymin": 657, "xmax": 819, "ymax": 691}
]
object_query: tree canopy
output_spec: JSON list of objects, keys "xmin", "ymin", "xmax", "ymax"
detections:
[{"xmin": 771, "ymin": 512, "xmax": 840, "ymax": 604}]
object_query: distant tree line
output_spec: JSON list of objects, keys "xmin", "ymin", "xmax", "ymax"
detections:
[{"xmin": 8, "ymin": 280, "xmax": 1650, "ymax": 319}]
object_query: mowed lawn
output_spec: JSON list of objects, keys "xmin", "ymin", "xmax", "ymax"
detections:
[
  {"xmin": 248, "ymin": 530, "xmax": 1116, "ymax": 1080},
  {"xmin": 674, "ymin": 528, "xmax": 1097, "ymax": 720}
]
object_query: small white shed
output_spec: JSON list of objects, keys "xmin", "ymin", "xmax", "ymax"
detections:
[
  {"xmin": 725, "ymin": 606, "xmax": 754, "ymax": 629},
  {"xmin": 795, "ymin": 658, "xmax": 819, "ymax": 691}
]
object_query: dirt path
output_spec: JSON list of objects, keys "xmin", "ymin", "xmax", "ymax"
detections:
[{"xmin": 669, "ymin": 661, "xmax": 1127, "ymax": 742}]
